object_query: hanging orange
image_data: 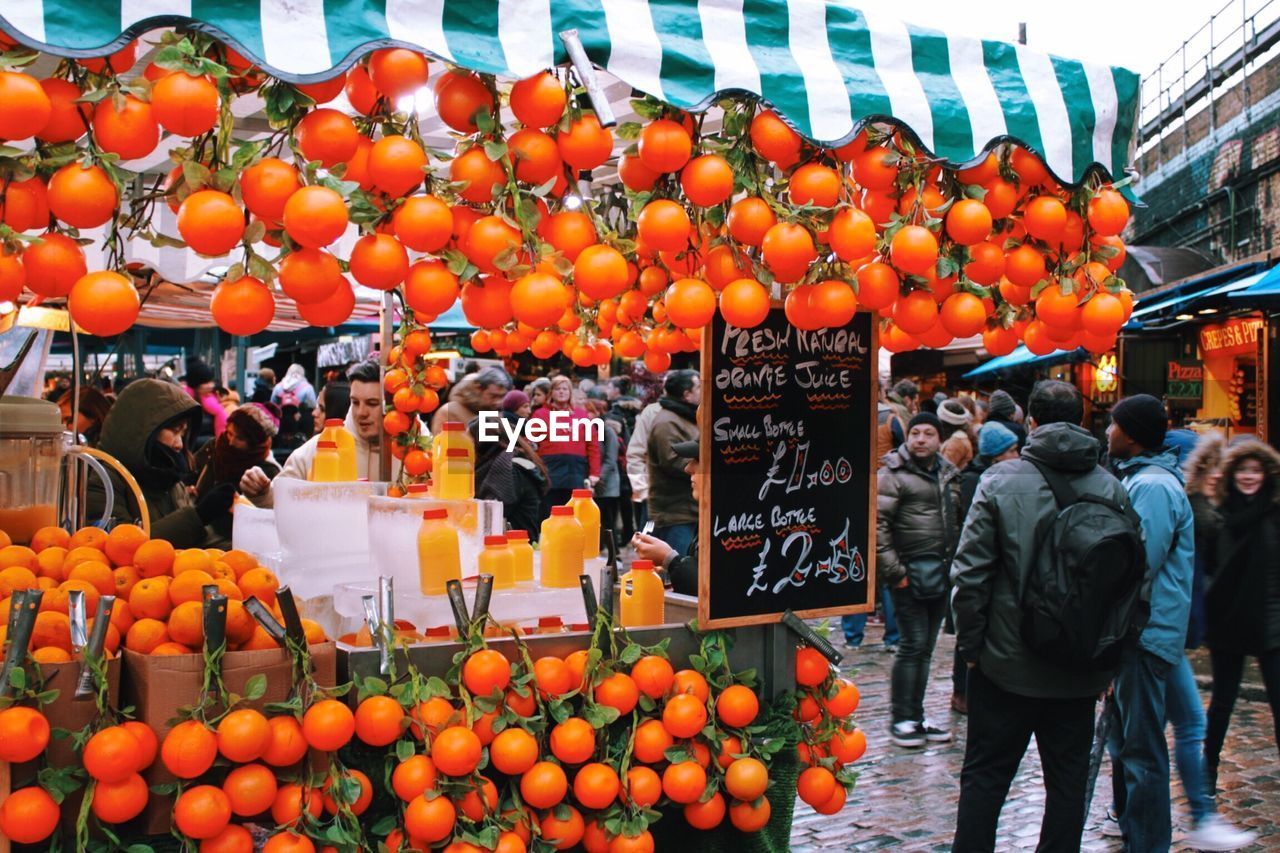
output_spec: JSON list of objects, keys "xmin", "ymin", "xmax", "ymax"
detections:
[
  {"xmin": 460, "ymin": 275, "xmax": 514, "ymax": 328},
  {"xmin": 508, "ymin": 127, "xmax": 562, "ymax": 185},
  {"xmin": 349, "ymin": 233, "xmax": 409, "ymax": 290},
  {"xmin": 211, "ymin": 275, "xmax": 274, "ymax": 336},
  {"xmin": 404, "ymin": 259, "xmax": 460, "ymax": 316},
  {"xmin": 297, "ymin": 276, "xmax": 354, "ymax": 327},
  {"xmin": 295, "ymin": 108, "xmax": 359, "ymax": 167},
  {"xmin": 945, "ymin": 198, "xmax": 993, "ymax": 246},
  {"xmin": 283, "ymin": 185, "xmax": 348, "ymax": 248},
  {"xmin": 749, "ymin": 110, "xmax": 801, "ymax": 165},
  {"xmin": 638, "ymin": 119, "xmax": 693, "ymax": 174},
  {"xmin": 664, "ymin": 277, "xmax": 716, "ymax": 328},
  {"xmin": 278, "ymin": 248, "xmax": 341, "ymax": 304},
  {"xmin": 151, "ymin": 72, "xmax": 219, "ymax": 136},
  {"xmin": 47, "ymin": 163, "xmax": 117, "ymax": 229},
  {"xmin": 893, "ymin": 289, "xmax": 939, "ymax": 335},
  {"xmin": 939, "ymin": 292, "xmax": 986, "ymax": 338},
  {"xmin": 809, "ymin": 279, "xmax": 857, "ymax": 327},
  {"xmin": 0, "ymin": 72, "xmax": 52, "ymax": 140},
  {"xmin": 680, "ymin": 155, "xmax": 734, "ymax": 207},
  {"xmin": 761, "ymin": 222, "xmax": 817, "ymax": 282},
  {"xmin": 541, "ymin": 211, "xmax": 597, "ymax": 261},
  {"xmin": 574, "ymin": 244, "xmax": 628, "ymax": 300},
  {"xmin": 178, "ymin": 190, "xmax": 245, "ymax": 256},
  {"xmin": 344, "ymin": 64, "xmax": 381, "ymax": 114},
  {"xmin": 36, "ymin": 78, "xmax": 90, "ymax": 143},
  {"xmin": 368, "ymin": 135, "xmax": 427, "ymax": 197},
  {"xmin": 618, "ymin": 153, "xmax": 659, "ymax": 192},
  {"xmin": 854, "ymin": 261, "xmax": 900, "ymax": 311},
  {"xmin": 637, "ymin": 200, "xmax": 691, "ymax": 253},
  {"xmin": 68, "ymin": 271, "xmax": 138, "ymax": 337},
  {"xmin": 510, "ymin": 272, "xmax": 569, "ymax": 328},
  {"xmin": 790, "ymin": 163, "xmax": 841, "ymax": 207},
  {"xmin": 22, "ymin": 232, "xmax": 87, "ymax": 298},
  {"xmin": 393, "ymin": 194, "xmax": 453, "ymax": 252},
  {"xmin": 1087, "ymin": 188, "xmax": 1129, "ymax": 236},
  {"xmin": 450, "ymin": 146, "xmax": 506, "ymax": 205},
  {"xmin": 240, "ymin": 157, "xmax": 300, "ymax": 222},
  {"xmin": 557, "ymin": 114, "xmax": 613, "ymax": 171},
  {"xmin": 1003, "ymin": 244, "xmax": 1046, "ymax": 288},
  {"xmin": 726, "ymin": 197, "xmax": 776, "ymax": 247},
  {"xmin": 965, "ymin": 241, "xmax": 1006, "ymax": 285},
  {"xmin": 827, "ymin": 208, "xmax": 875, "ymax": 262},
  {"xmin": 510, "ymin": 71, "xmax": 567, "ymax": 128},
  {"xmin": 92, "ymin": 95, "xmax": 158, "ymax": 161},
  {"xmin": 434, "ymin": 71, "xmax": 494, "ymax": 133},
  {"xmin": 889, "ymin": 225, "xmax": 938, "ymax": 276},
  {"xmin": 368, "ymin": 48, "xmax": 429, "ymax": 98},
  {"xmin": 1023, "ymin": 195, "xmax": 1067, "ymax": 243}
]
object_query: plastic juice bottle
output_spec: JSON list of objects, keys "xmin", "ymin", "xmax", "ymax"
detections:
[
  {"xmin": 436, "ymin": 448, "xmax": 474, "ymax": 500},
  {"xmin": 506, "ymin": 529, "xmax": 534, "ymax": 582},
  {"xmin": 539, "ymin": 506, "xmax": 584, "ymax": 588},
  {"xmin": 619, "ymin": 559, "xmax": 665, "ymax": 628},
  {"xmin": 321, "ymin": 418, "xmax": 358, "ymax": 480},
  {"xmin": 417, "ymin": 508, "xmax": 461, "ymax": 595},
  {"xmin": 479, "ymin": 535, "xmax": 515, "ymax": 590},
  {"xmin": 432, "ymin": 421, "xmax": 475, "ymax": 471},
  {"xmin": 568, "ymin": 488, "xmax": 601, "ymax": 561},
  {"xmin": 310, "ymin": 440, "xmax": 341, "ymax": 482}
]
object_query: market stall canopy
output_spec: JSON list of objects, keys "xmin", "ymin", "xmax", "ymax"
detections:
[
  {"xmin": 0, "ymin": 0, "xmax": 1140, "ymax": 185},
  {"xmin": 963, "ymin": 344, "xmax": 1091, "ymax": 380}
]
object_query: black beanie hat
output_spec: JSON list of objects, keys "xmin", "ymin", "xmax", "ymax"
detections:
[
  {"xmin": 907, "ymin": 412, "xmax": 943, "ymax": 436},
  {"xmin": 1111, "ymin": 394, "xmax": 1168, "ymax": 451}
]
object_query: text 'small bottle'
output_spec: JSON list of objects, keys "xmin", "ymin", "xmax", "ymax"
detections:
[
  {"xmin": 506, "ymin": 529, "xmax": 534, "ymax": 583},
  {"xmin": 619, "ymin": 559, "xmax": 665, "ymax": 627},
  {"xmin": 320, "ymin": 418, "xmax": 358, "ymax": 480},
  {"xmin": 310, "ymin": 440, "xmax": 341, "ymax": 482},
  {"xmin": 539, "ymin": 505, "xmax": 584, "ymax": 588},
  {"xmin": 416, "ymin": 508, "xmax": 461, "ymax": 595},
  {"xmin": 568, "ymin": 487, "xmax": 601, "ymax": 561}
]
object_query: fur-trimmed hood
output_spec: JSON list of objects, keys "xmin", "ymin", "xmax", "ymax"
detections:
[{"xmin": 1216, "ymin": 438, "xmax": 1280, "ymax": 504}]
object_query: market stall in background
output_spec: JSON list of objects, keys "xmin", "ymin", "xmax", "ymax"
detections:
[{"xmin": 0, "ymin": 1, "xmax": 1141, "ymax": 850}]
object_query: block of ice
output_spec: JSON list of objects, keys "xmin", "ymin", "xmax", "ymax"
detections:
[
  {"xmin": 366, "ymin": 496, "xmax": 503, "ymax": 596},
  {"xmin": 273, "ymin": 478, "xmax": 377, "ymax": 599},
  {"xmin": 230, "ymin": 504, "xmax": 281, "ymax": 572}
]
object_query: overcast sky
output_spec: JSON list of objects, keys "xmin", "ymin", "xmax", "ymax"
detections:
[{"xmin": 850, "ymin": 0, "xmax": 1228, "ymax": 77}]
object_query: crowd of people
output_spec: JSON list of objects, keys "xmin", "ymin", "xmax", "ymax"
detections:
[
  {"xmin": 872, "ymin": 377, "xmax": 1277, "ymax": 852},
  {"xmin": 52, "ymin": 356, "xmax": 706, "ymax": 598}
]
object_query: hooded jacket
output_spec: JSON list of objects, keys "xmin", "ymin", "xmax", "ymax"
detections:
[
  {"xmin": 87, "ymin": 379, "xmax": 208, "ymax": 547},
  {"xmin": 1114, "ymin": 448, "xmax": 1196, "ymax": 665},
  {"xmin": 1203, "ymin": 440, "xmax": 1280, "ymax": 655},
  {"xmin": 267, "ymin": 408, "xmax": 400, "ymax": 504},
  {"xmin": 950, "ymin": 423, "xmax": 1130, "ymax": 697},
  {"xmin": 646, "ymin": 398, "xmax": 698, "ymax": 527},
  {"xmin": 876, "ymin": 444, "xmax": 961, "ymax": 587}
]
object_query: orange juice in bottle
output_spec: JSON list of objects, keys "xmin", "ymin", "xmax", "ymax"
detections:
[
  {"xmin": 310, "ymin": 440, "xmax": 341, "ymax": 482},
  {"xmin": 417, "ymin": 508, "xmax": 461, "ymax": 595},
  {"xmin": 432, "ymin": 421, "xmax": 475, "ymax": 473},
  {"xmin": 619, "ymin": 559, "xmax": 665, "ymax": 627},
  {"xmin": 539, "ymin": 505, "xmax": 584, "ymax": 588},
  {"xmin": 321, "ymin": 418, "xmax": 358, "ymax": 480},
  {"xmin": 479, "ymin": 535, "xmax": 515, "ymax": 590},
  {"xmin": 506, "ymin": 529, "xmax": 534, "ymax": 583},
  {"xmin": 436, "ymin": 448, "xmax": 474, "ymax": 500},
  {"xmin": 568, "ymin": 488, "xmax": 601, "ymax": 561}
]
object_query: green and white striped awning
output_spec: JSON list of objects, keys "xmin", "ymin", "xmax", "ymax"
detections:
[{"xmin": 0, "ymin": 0, "xmax": 1139, "ymax": 185}]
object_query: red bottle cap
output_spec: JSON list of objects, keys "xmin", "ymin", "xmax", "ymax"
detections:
[
  {"xmin": 325, "ymin": 418, "xmax": 343, "ymax": 427},
  {"xmin": 506, "ymin": 529, "xmax": 529, "ymax": 541},
  {"xmin": 571, "ymin": 489, "xmax": 593, "ymax": 499},
  {"xmin": 550, "ymin": 506, "xmax": 574, "ymax": 516},
  {"xmin": 538, "ymin": 616, "xmax": 563, "ymax": 627},
  {"xmin": 484, "ymin": 535, "xmax": 508, "ymax": 546},
  {"xmin": 425, "ymin": 626, "xmax": 451, "ymax": 638},
  {"xmin": 631, "ymin": 560, "xmax": 654, "ymax": 571},
  {"xmin": 422, "ymin": 508, "xmax": 448, "ymax": 520},
  {"xmin": 442, "ymin": 422, "xmax": 463, "ymax": 431}
]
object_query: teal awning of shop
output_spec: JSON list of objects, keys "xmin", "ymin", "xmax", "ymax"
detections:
[
  {"xmin": 963, "ymin": 345, "xmax": 1088, "ymax": 380},
  {"xmin": 0, "ymin": 1, "xmax": 1139, "ymax": 185},
  {"xmin": 1126, "ymin": 261, "xmax": 1271, "ymax": 328},
  {"xmin": 1230, "ymin": 263, "xmax": 1280, "ymax": 304}
]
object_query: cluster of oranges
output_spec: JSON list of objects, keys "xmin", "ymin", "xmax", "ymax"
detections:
[
  {"xmin": 792, "ymin": 646, "xmax": 864, "ymax": 815},
  {"xmin": 0, "ymin": 33, "xmax": 1129, "ymax": 361},
  {"xmin": 0, "ymin": 524, "xmax": 325, "ymax": 659}
]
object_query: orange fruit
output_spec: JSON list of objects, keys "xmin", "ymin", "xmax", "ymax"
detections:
[
  {"xmin": 162, "ymin": 719, "xmax": 218, "ymax": 779},
  {"xmin": 394, "ymin": 195, "xmax": 454, "ymax": 253},
  {"xmin": 354, "ymin": 694, "xmax": 405, "ymax": 746},
  {"xmin": 129, "ymin": 576, "xmax": 173, "ymax": 620},
  {"xmin": 789, "ymin": 162, "xmax": 841, "ymax": 207},
  {"xmin": 151, "ymin": 72, "xmax": 219, "ymax": 136},
  {"xmin": 168, "ymin": 569, "xmax": 215, "ymax": 605},
  {"xmin": 671, "ymin": 669, "xmax": 710, "ymax": 702},
  {"xmin": 237, "ymin": 567, "xmax": 279, "ymax": 605},
  {"xmin": 261, "ymin": 715, "xmax": 309, "ymax": 767},
  {"xmin": 795, "ymin": 646, "xmax": 830, "ymax": 687},
  {"xmin": 490, "ymin": 727, "xmax": 539, "ymax": 776},
  {"xmin": 33, "ymin": 546, "xmax": 66, "ymax": 580},
  {"xmin": 638, "ymin": 119, "xmax": 692, "ymax": 173},
  {"xmin": 632, "ymin": 719, "xmax": 673, "ymax": 764},
  {"xmin": 822, "ymin": 679, "xmax": 861, "ymax": 718},
  {"xmin": 828, "ymin": 208, "xmax": 876, "ymax": 262},
  {"xmin": 750, "ymin": 110, "xmax": 801, "ymax": 165},
  {"xmin": 240, "ymin": 157, "xmax": 301, "ymax": 224},
  {"xmin": 1087, "ymin": 188, "xmax": 1129, "ymax": 236},
  {"xmin": 0, "ymin": 785, "xmax": 60, "ymax": 844},
  {"xmin": 174, "ymin": 784, "xmax": 232, "ymax": 840},
  {"xmin": 729, "ymin": 796, "xmax": 772, "ymax": 831},
  {"xmin": 403, "ymin": 791, "xmax": 456, "ymax": 844},
  {"xmin": 661, "ymin": 760, "xmax": 707, "ymax": 804},
  {"xmin": 761, "ymin": 222, "xmax": 818, "ymax": 282},
  {"xmin": 727, "ymin": 197, "xmax": 776, "ymax": 246},
  {"xmin": 283, "ymin": 186, "xmax": 348, "ymax": 248},
  {"xmin": 47, "ymin": 162, "xmax": 117, "ymax": 229},
  {"xmin": 369, "ymin": 135, "xmax": 427, "ymax": 197},
  {"xmin": 123, "ymin": 617, "xmax": 168, "ymax": 653},
  {"xmin": 322, "ymin": 768, "xmax": 373, "ymax": 816},
  {"xmin": 724, "ymin": 756, "xmax": 769, "ymax": 801},
  {"xmin": 151, "ymin": 641, "xmax": 194, "ymax": 656},
  {"xmin": 120, "ymin": 720, "xmax": 157, "ymax": 770},
  {"xmin": 434, "ymin": 70, "xmax": 495, "ymax": 133},
  {"xmin": 1023, "ymin": 195, "xmax": 1067, "ymax": 243},
  {"xmin": 270, "ymin": 782, "xmax": 323, "ymax": 825},
  {"xmin": 540, "ymin": 211, "xmax": 597, "ymax": 261},
  {"xmin": 539, "ymin": 803, "xmax": 584, "ymax": 850},
  {"xmin": 449, "ymin": 146, "xmax": 506, "ymax": 205},
  {"xmin": 133, "ymin": 539, "xmax": 175, "ymax": 578},
  {"xmin": 262, "ymin": 830, "xmax": 316, "ymax": 853},
  {"xmin": 715, "ymin": 684, "xmax": 760, "ymax": 728},
  {"xmin": 300, "ymin": 698, "xmax": 355, "ymax": 752},
  {"xmin": 814, "ymin": 783, "xmax": 847, "ymax": 815},
  {"xmin": 508, "ymin": 127, "xmax": 562, "ymax": 185},
  {"xmin": 295, "ymin": 108, "xmax": 359, "ymax": 167},
  {"xmin": 202, "ymin": 824, "xmax": 255, "ymax": 853},
  {"xmin": 684, "ymin": 791, "xmax": 727, "ymax": 830},
  {"xmin": 68, "ymin": 526, "xmax": 108, "ymax": 552},
  {"xmin": 662, "ymin": 693, "xmax": 708, "ymax": 739},
  {"xmin": 0, "ymin": 706, "xmax": 51, "ymax": 762},
  {"xmin": 462, "ymin": 648, "xmax": 512, "ymax": 697},
  {"xmin": 21, "ymin": 232, "xmax": 87, "ymax": 298},
  {"xmin": 432, "ymin": 725, "xmax": 482, "ymax": 776},
  {"xmin": 557, "ymin": 114, "xmax": 613, "ymax": 171},
  {"xmin": 368, "ymin": 48, "xmax": 429, "ymax": 97},
  {"xmin": 167, "ymin": 600, "xmax": 204, "ymax": 647},
  {"xmin": 797, "ymin": 765, "xmax": 837, "ymax": 806},
  {"xmin": 889, "ymin": 225, "xmax": 939, "ymax": 276},
  {"xmin": 550, "ymin": 717, "xmax": 596, "ymax": 765},
  {"xmin": 29, "ymin": 527, "xmax": 70, "ymax": 553},
  {"xmin": 631, "ymin": 656, "xmax": 674, "ymax": 699},
  {"xmin": 84, "ymin": 724, "xmax": 142, "ymax": 783},
  {"xmin": 91, "ymin": 772, "xmax": 148, "ymax": 824},
  {"xmin": 594, "ymin": 672, "xmax": 640, "ymax": 715},
  {"xmin": 68, "ymin": 270, "xmax": 140, "ymax": 337},
  {"xmin": 391, "ymin": 754, "xmax": 438, "ymax": 802},
  {"xmin": 216, "ymin": 708, "xmax": 271, "ymax": 763},
  {"xmin": 945, "ymin": 198, "xmax": 993, "ymax": 245},
  {"xmin": 510, "ymin": 71, "xmax": 567, "ymax": 128},
  {"xmin": 519, "ymin": 761, "xmax": 567, "ymax": 810},
  {"xmin": 0, "ymin": 71, "xmax": 53, "ymax": 141}
]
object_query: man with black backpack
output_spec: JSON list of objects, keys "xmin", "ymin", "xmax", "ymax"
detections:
[
  {"xmin": 950, "ymin": 380, "xmax": 1145, "ymax": 852},
  {"xmin": 1104, "ymin": 394, "xmax": 1196, "ymax": 852}
]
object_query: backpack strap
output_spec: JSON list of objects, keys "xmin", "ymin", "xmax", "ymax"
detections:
[{"xmin": 1026, "ymin": 459, "xmax": 1079, "ymax": 509}]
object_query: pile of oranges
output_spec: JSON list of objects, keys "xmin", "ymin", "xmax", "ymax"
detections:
[
  {"xmin": 793, "ymin": 646, "xmax": 864, "ymax": 815},
  {"xmin": 0, "ymin": 34, "xmax": 1129, "ymax": 363},
  {"xmin": 0, "ymin": 524, "xmax": 326, "ymax": 659}
]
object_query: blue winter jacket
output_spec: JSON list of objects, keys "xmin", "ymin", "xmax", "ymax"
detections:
[{"xmin": 1115, "ymin": 449, "xmax": 1196, "ymax": 665}]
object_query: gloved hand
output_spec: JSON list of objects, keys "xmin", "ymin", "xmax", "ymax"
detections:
[{"xmin": 195, "ymin": 482, "xmax": 236, "ymax": 523}]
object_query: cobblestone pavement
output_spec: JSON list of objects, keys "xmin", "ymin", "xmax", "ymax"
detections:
[{"xmin": 789, "ymin": 623, "xmax": 1280, "ymax": 851}]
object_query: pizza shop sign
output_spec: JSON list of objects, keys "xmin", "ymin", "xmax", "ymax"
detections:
[{"xmin": 1200, "ymin": 317, "xmax": 1263, "ymax": 357}]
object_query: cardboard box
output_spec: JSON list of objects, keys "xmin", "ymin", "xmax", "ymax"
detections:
[{"xmin": 122, "ymin": 643, "xmax": 336, "ymax": 835}]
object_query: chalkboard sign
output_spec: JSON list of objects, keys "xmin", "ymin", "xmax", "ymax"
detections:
[{"xmin": 697, "ymin": 307, "xmax": 877, "ymax": 629}]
